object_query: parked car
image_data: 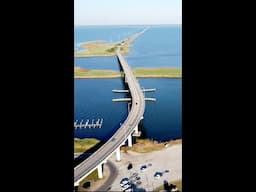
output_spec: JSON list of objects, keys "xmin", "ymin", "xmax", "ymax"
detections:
[
  {"xmin": 127, "ymin": 163, "xmax": 133, "ymax": 170},
  {"xmin": 131, "ymin": 172, "xmax": 138, "ymax": 177},
  {"xmin": 135, "ymin": 176, "xmax": 141, "ymax": 180},
  {"xmin": 120, "ymin": 178, "xmax": 129, "ymax": 185},
  {"xmin": 154, "ymin": 172, "xmax": 163, "ymax": 179},
  {"xmin": 121, "ymin": 183, "xmax": 131, "ymax": 191},
  {"xmin": 123, "ymin": 186, "xmax": 133, "ymax": 192},
  {"xmin": 140, "ymin": 165, "xmax": 147, "ymax": 171}
]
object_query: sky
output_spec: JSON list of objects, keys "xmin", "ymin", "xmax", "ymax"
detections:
[{"xmin": 75, "ymin": 0, "xmax": 182, "ymax": 26}]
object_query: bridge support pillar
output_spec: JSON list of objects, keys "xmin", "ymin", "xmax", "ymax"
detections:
[
  {"xmin": 134, "ymin": 125, "xmax": 139, "ymax": 134},
  {"xmin": 97, "ymin": 163, "xmax": 103, "ymax": 179},
  {"xmin": 116, "ymin": 147, "xmax": 121, "ymax": 161},
  {"xmin": 125, "ymin": 75, "xmax": 128, "ymax": 83},
  {"xmin": 128, "ymin": 134, "xmax": 132, "ymax": 147}
]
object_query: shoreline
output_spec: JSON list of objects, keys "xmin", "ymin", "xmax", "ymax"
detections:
[
  {"xmin": 74, "ymin": 67, "xmax": 182, "ymax": 79},
  {"xmin": 74, "ymin": 28, "xmax": 142, "ymax": 57},
  {"xmin": 74, "ymin": 75, "xmax": 182, "ymax": 79}
]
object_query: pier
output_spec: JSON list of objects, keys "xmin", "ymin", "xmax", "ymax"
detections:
[{"xmin": 74, "ymin": 118, "xmax": 103, "ymax": 129}]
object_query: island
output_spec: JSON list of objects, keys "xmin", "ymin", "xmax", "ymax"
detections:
[
  {"xmin": 74, "ymin": 28, "xmax": 148, "ymax": 58},
  {"xmin": 74, "ymin": 66, "xmax": 182, "ymax": 79}
]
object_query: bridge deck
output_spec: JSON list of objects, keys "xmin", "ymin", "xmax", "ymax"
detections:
[{"xmin": 74, "ymin": 47, "xmax": 145, "ymax": 185}]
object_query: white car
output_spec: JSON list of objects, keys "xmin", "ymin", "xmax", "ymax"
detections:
[
  {"xmin": 154, "ymin": 172, "xmax": 163, "ymax": 179},
  {"xmin": 120, "ymin": 180, "xmax": 129, "ymax": 187},
  {"xmin": 121, "ymin": 183, "xmax": 131, "ymax": 191},
  {"xmin": 124, "ymin": 187, "xmax": 133, "ymax": 192}
]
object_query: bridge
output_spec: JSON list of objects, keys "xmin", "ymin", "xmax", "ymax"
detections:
[{"xmin": 74, "ymin": 29, "xmax": 155, "ymax": 188}]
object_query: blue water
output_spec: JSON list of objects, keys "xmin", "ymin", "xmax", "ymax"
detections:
[
  {"xmin": 74, "ymin": 78, "xmax": 181, "ymax": 141},
  {"xmin": 74, "ymin": 25, "xmax": 182, "ymax": 141},
  {"xmin": 74, "ymin": 79, "xmax": 128, "ymax": 140},
  {"xmin": 74, "ymin": 25, "xmax": 182, "ymax": 69},
  {"xmin": 74, "ymin": 57, "xmax": 120, "ymax": 70},
  {"xmin": 139, "ymin": 78, "xmax": 182, "ymax": 141}
]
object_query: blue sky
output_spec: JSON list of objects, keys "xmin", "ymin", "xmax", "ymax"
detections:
[{"xmin": 75, "ymin": 0, "xmax": 182, "ymax": 25}]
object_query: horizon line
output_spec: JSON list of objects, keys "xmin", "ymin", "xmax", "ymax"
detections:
[{"xmin": 75, "ymin": 23, "xmax": 182, "ymax": 27}]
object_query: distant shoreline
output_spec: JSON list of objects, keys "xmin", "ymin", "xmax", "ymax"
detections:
[
  {"xmin": 75, "ymin": 75, "xmax": 181, "ymax": 79},
  {"xmin": 74, "ymin": 67, "xmax": 182, "ymax": 79},
  {"xmin": 74, "ymin": 24, "xmax": 181, "ymax": 27}
]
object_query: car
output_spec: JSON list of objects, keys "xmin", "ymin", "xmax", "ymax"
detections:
[
  {"xmin": 154, "ymin": 172, "xmax": 163, "ymax": 179},
  {"xmin": 111, "ymin": 137, "xmax": 116, "ymax": 142},
  {"xmin": 123, "ymin": 186, "xmax": 133, "ymax": 192},
  {"xmin": 121, "ymin": 183, "xmax": 131, "ymax": 191},
  {"xmin": 135, "ymin": 176, "xmax": 141, "ymax": 180},
  {"xmin": 127, "ymin": 163, "xmax": 133, "ymax": 170},
  {"xmin": 165, "ymin": 169, "xmax": 170, "ymax": 173},
  {"xmin": 135, "ymin": 181, "xmax": 142, "ymax": 185},
  {"xmin": 120, "ymin": 178, "xmax": 129, "ymax": 185},
  {"xmin": 131, "ymin": 172, "xmax": 138, "ymax": 177},
  {"xmin": 148, "ymin": 163, "xmax": 152, "ymax": 167},
  {"xmin": 140, "ymin": 165, "xmax": 147, "ymax": 171},
  {"xmin": 120, "ymin": 180, "xmax": 129, "ymax": 186}
]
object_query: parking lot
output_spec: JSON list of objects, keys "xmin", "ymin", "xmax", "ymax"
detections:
[{"xmin": 108, "ymin": 144, "xmax": 182, "ymax": 191}]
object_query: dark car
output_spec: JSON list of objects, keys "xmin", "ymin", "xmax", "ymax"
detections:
[
  {"xmin": 135, "ymin": 176, "xmax": 141, "ymax": 180},
  {"xmin": 127, "ymin": 163, "xmax": 133, "ymax": 170},
  {"xmin": 111, "ymin": 137, "xmax": 116, "ymax": 142},
  {"xmin": 132, "ymin": 172, "xmax": 138, "ymax": 177},
  {"xmin": 140, "ymin": 165, "xmax": 147, "ymax": 171}
]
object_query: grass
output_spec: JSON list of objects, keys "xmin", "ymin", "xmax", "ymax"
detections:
[
  {"xmin": 74, "ymin": 138, "xmax": 100, "ymax": 153},
  {"xmin": 133, "ymin": 67, "xmax": 182, "ymax": 78},
  {"xmin": 74, "ymin": 41, "xmax": 130, "ymax": 57},
  {"xmin": 121, "ymin": 138, "xmax": 182, "ymax": 153},
  {"xmin": 154, "ymin": 180, "xmax": 182, "ymax": 192},
  {"xmin": 74, "ymin": 29, "xmax": 145, "ymax": 58},
  {"xmin": 77, "ymin": 170, "xmax": 99, "ymax": 192},
  {"xmin": 74, "ymin": 67, "xmax": 121, "ymax": 79},
  {"xmin": 74, "ymin": 67, "xmax": 182, "ymax": 79}
]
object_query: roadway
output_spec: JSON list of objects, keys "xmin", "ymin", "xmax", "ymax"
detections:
[
  {"xmin": 74, "ymin": 47, "xmax": 145, "ymax": 185},
  {"xmin": 94, "ymin": 160, "xmax": 118, "ymax": 191}
]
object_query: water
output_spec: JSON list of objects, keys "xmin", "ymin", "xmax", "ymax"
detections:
[
  {"xmin": 74, "ymin": 78, "xmax": 181, "ymax": 142},
  {"xmin": 74, "ymin": 25, "xmax": 182, "ymax": 69},
  {"xmin": 74, "ymin": 79, "xmax": 128, "ymax": 141},
  {"xmin": 74, "ymin": 25, "xmax": 182, "ymax": 141},
  {"xmin": 139, "ymin": 78, "xmax": 182, "ymax": 141}
]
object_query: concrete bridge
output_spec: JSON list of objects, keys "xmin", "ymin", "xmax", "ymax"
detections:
[
  {"xmin": 74, "ymin": 48, "xmax": 147, "ymax": 187},
  {"xmin": 74, "ymin": 28, "xmax": 154, "ymax": 188}
]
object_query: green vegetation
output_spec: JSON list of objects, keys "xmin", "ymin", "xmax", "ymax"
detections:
[
  {"xmin": 133, "ymin": 67, "xmax": 182, "ymax": 78},
  {"xmin": 74, "ymin": 138, "xmax": 100, "ymax": 153},
  {"xmin": 77, "ymin": 170, "xmax": 99, "ymax": 192},
  {"xmin": 83, "ymin": 170, "xmax": 98, "ymax": 182},
  {"xmin": 74, "ymin": 40, "xmax": 130, "ymax": 57},
  {"xmin": 121, "ymin": 138, "xmax": 182, "ymax": 153},
  {"xmin": 74, "ymin": 67, "xmax": 182, "ymax": 79},
  {"xmin": 154, "ymin": 180, "xmax": 182, "ymax": 192},
  {"xmin": 74, "ymin": 66, "xmax": 121, "ymax": 79}
]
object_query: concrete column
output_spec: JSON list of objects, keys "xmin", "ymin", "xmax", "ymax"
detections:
[
  {"xmin": 116, "ymin": 147, "xmax": 121, "ymax": 161},
  {"xmin": 97, "ymin": 163, "xmax": 103, "ymax": 179},
  {"xmin": 128, "ymin": 134, "xmax": 132, "ymax": 147},
  {"xmin": 134, "ymin": 124, "xmax": 139, "ymax": 134},
  {"xmin": 74, "ymin": 182, "xmax": 79, "ymax": 187}
]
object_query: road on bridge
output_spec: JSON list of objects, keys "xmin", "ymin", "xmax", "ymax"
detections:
[{"xmin": 74, "ymin": 47, "xmax": 145, "ymax": 186}]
